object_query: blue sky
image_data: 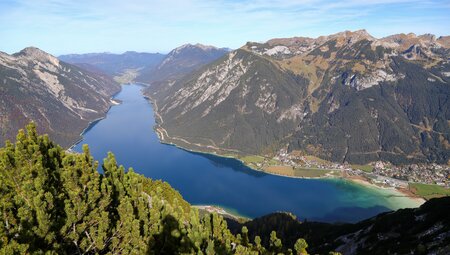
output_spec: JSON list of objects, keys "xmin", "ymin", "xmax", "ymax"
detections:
[{"xmin": 1, "ymin": 0, "xmax": 450, "ymax": 55}]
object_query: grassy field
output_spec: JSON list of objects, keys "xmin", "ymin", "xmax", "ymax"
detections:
[
  {"xmin": 113, "ymin": 69, "xmax": 140, "ymax": 84},
  {"xmin": 240, "ymin": 155, "xmax": 265, "ymax": 164},
  {"xmin": 351, "ymin": 164, "xmax": 374, "ymax": 173},
  {"xmin": 409, "ymin": 183, "xmax": 450, "ymax": 200},
  {"xmin": 268, "ymin": 158, "xmax": 281, "ymax": 165},
  {"xmin": 294, "ymin": 168, "xmax": 333, "ymax": 177},
  {"xmin": 263, "ymin": 166, "xmax": 332, "ymax": 178},
  {"xmin": 303, "ymin": 155, "xmax": 330, "ymax": 164},
  {"xmin": 238, "ymin": 154, "xmax": 336, "ymax": 178}
]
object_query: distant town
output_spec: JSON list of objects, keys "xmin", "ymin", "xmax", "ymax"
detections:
[{"xmin": 270, "ymin": 148, "xmax": 450, "ymax": 189}]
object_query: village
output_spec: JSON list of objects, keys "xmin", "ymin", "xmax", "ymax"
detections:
[{"xmin": 271, "ymin": 148, "xmax": 450, "ymax": 189}]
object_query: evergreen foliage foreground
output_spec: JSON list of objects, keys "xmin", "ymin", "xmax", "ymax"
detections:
[{"xmin": 0, "ymin": 124, "xmax": 318, "ymax": 255}]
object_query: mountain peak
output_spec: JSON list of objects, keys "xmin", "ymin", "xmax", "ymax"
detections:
[
  {"xmin": 193, "ymin": 43, "xmax": 219, "ymax": 51},
  {"xmin": 160, "ymin": 43, "xmax": 227, "ymax": 67},
  {"xmin": 16, "ymin": 46, "xmax": 50, "ymax": 57},
  {"xmin": 419, "ymin": 33, "xmax": 437, "ymax": 41},
  {"xmin": 137, "ymin": 43, "xmax": 229, "ymax": 84},
  {"xmin": 328, "ymin": 29, "xmax": 375, "ymax": 43},
  {"xmin": 171, "ymin": 43, "xmax": 219, "ymax": 53},
  {"xmin": 437, "ymin": 35, "xmax": 450, "ymax": 47},
  {"xmin": 14, "ymin": 47, "xmax": 60, "ymax": 66},
  {"xmin": 353, "ymin": 29, "xmax": 374, "ymax": 38},
  {"xmin": 379, "ymin": 32, "xmax": 446, "ymax": 51},
  {"xmin": 264, "ymin": 30, "xmax": 375, "ymax": 48}
]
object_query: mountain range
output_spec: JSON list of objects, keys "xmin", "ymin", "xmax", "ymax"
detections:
[
  {"xmin": 147, "ymin": 30, "xmax": 450, "ymax": 165},
  {"xmin": 58, "ymin": 44, "xmax": 229, "ymax": 86},
  {"xmin": 0, "ymin": 47, "xmax": 120, "ymax": 147},
  {"xmin": 135, "ymin": 43, "xmax": 229, "ymax": 86},
  {"xmin": 0, "ymin": 43, "xmax": 231, "ymax": 149},
  {"xmin": 1, "ymin": 31, "xmax": 449, "ymax": 254},
  {"xmin": 2, "ymin": 30, "xmax": 449, "ymax": 166},
  {"xmin": 59, "ymin": 51, "xmax": 166, "ymax": 83}
]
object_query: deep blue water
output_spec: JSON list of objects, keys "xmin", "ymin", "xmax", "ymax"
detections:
[{"xmin": 74, "ymin": 84, "xmax": 419, "ymax": 223}]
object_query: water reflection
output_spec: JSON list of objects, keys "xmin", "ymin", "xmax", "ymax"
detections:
[{"xmin": 185, "ymin": 149, "xmax": 266, "ymax": 178}]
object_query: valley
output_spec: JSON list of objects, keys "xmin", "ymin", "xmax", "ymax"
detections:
[
  {"xmin": 1, "ymin": 33, "xmax": 448, "ymax": 219},
  {"xmin": 2, "ymin": 0, "xmax": 450, "ymax": 252},
  {"xmin": 71, "ymin": 83, "xmax": 423, "ymax": 223}
]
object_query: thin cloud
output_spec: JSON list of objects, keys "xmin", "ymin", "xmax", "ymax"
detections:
[{"xmin": 0, "ymin": 0, "xmax": 449, "ymax": 54}]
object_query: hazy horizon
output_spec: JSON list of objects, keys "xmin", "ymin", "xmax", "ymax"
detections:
[{"xmin": 1, "ymin": 0, "xmax": 450, "ymax": 55}]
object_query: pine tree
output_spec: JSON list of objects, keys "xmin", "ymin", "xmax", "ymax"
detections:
[
  {"xmin": 241, "ymin": 226, "xmax": 249, "ymax": 246},
  {"xmin": 0, "ymin": 124, "xmax": 310, "ymax": 254},
  {"xmin": 294, "ymin": 238, "xmax": 308, "ymax": 255},
  {"xmin": 269, "ymin": 231, "xmax": 282, "ymax": 253},
  {"xmin": 254, "ymin": 235, "xmax": 263, "ymax": 253}
]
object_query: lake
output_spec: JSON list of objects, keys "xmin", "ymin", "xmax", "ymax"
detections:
[{"xmin": 73, "ymin": 84, "xmax": 422, "ymax": 223}]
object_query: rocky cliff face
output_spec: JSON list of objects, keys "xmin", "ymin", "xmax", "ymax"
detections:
[
  {"xmin": 0, "ymin": 47, "xmax": 121, "ymax": 147},
  {"xmin": 149, "ymin": 30, "xmax": 450, "ymax": 165}
]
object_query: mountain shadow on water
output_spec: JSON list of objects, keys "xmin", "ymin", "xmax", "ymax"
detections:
[{"xmin": 184, "ymin": 149, "xmax": 267, "ymax": 178}]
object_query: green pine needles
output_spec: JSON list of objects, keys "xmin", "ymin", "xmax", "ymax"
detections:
[{"xmin": 0, "ymin": 123, "xmax": 313, "ymax": 254}]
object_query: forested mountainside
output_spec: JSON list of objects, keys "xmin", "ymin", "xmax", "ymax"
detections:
[
  {"xmin": 148, "ymin": 30, "xmax": 450, "ymax": 165},
  {"xmin": 137, "ymin": 43, "xmax": 229, "ymax": 87},
  {"xmin": 0, "ymin": 47, "xmax": 121, "ymax": 147},
  {"xmin": 59, "ymin": 51, "xmax": 165, "ymax": 78},
  {"xmin": 0, "ymin": 124, "xmax": 318, "ymax": 254},
  {"xmin": 228, "ymin": 196, "xmax": 450, "ymax": 255}
]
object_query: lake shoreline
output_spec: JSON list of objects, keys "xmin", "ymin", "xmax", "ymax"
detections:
[
  {"xmin": 68, "ymin": 97, "xmax": 122, "ymax": 151},
  {"xmin": 193, "ymin": 205, "xmax": 250, "ymax": 221},
  {"xmin": 69, "ymin": 84, "xmax": 427, "ymax": 223},
  {"xmin": 161, "ymin": 132, "xmax": 425, "ymax": 204},
  {"xmin": 343, "ymin": 175, "xmax": 425, "ymax": 204},
  {"xmin": 144, "ymin": 91, "xmax": 425, "ymax": 206},
  {"xmin": 165, "ymin": 135, "xmax": 425, "ymax": 204}
]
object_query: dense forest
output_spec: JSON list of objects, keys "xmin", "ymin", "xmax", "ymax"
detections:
[{"xmin": 0, "ymin": 123, "xmax": 329, "ymax": 254}]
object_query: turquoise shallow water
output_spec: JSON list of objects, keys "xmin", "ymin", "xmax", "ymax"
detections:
[{"xmin": 74, "ymin": 84, "xmax": 421, "ymax": 223}]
